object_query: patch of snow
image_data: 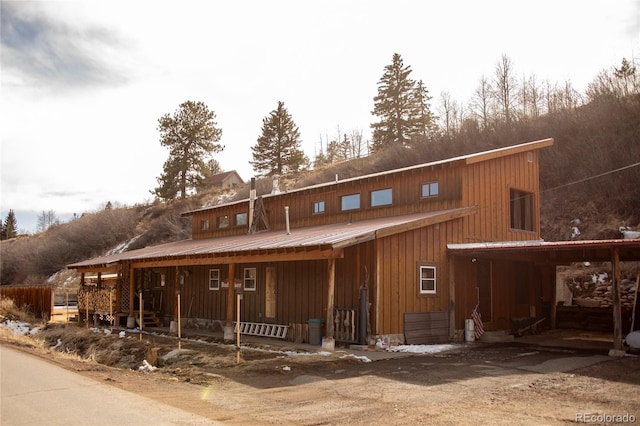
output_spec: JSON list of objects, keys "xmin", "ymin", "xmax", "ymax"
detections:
[
  {"xmin": 161, "ymin": 349, "xmax": 194, "ymax": 362},
  {"xmin": 570, "ymin": 226, "xmax": 580, "ymax": 239},
  {"xmin": 282, "ymin": 366, "xmax": 291, "ymax": 371},
  {"xmin": 1, "ymin": 320, "xmax": 32, "ymax": 336},
  {"xmin": 50, "ymin": 338, "xmax": 62, "ymax": 350},
  {"xmin": 340, "ymin": 353, "xmax": 372, "ymax": 363},
  {"xmin": 118, "ymin": 331, "xmax": 126, "ymax": 338},
  {"xmin": 386, "ymin": 343, "xmax": 459, "ymax": 354},
  {"xmin": 138, "ymin": 360, "xmax": 157, "ymax": 372}
]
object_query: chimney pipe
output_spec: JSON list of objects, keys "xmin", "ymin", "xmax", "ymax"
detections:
[
  {"xmin": 271, "ymin": 174, "xmax": 280, "ymax": 195},
  {"xmin": 248, "ymin": 177, "xmax": 256, "ymax": 231},
  {"xmin": 285, "ymin": 206, "xmax": 291, "ymax": 235}
]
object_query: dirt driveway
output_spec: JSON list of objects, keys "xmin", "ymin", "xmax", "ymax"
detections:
[{"xmin": 7, "ymin": 325, "xmax": 640, "ymax": 425}]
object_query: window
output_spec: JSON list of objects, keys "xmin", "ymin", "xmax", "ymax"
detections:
[
  {"xmin": 371, "ymin": 188, "xmax": 392, "ymax": 207},
  {"xmin": 341, "ymin": 193, "xmax": 360, "ymax": 211},
  {"xmin": 209, "ymin": 269, "xmax": 220, "ymax": 290},
  {"xmin": 510, "ymin": 188, "xmax": 534, "ymax": 231},
  {"xmin": 421, "ymin": 182, "xmax": 439, "ymax": 198},
  {"xmin": 418, "ymin": 264, "xmax": 437, "ymax": 294},
  {"xmin": 235, "ymin": 213, "xmax": 248, "ymax": 226},
  {"xmin": 244, "ymin": 267, "xmax": 256, "ymax": 291},
  {"xmin": 200, "ymin": 219, "xmax": 209, "ymax": 231},
  {"xmin": 313, "ymin": 200, "xmax": 325, "ymax": 214},
  {"xmin": 218, "ymin": 215, "xmax": 229, "ymax": 228}
]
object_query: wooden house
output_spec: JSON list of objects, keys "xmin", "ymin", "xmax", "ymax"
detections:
[
  {"xmin": 69, "ymin": 138, "xmax": 558, "ymax": 347},
  {"xmin": 209, "ymin": 170, "xmax": 244, "ymax": 189}
]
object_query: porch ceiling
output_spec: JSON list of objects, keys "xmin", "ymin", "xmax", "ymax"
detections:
[
  {"xmin": 448, "ymin": 239, "xmax": 640, "ymax": 264},
  {"xmin": 69, "ymin": 206, "xmax": 476, "ymax": 270}
]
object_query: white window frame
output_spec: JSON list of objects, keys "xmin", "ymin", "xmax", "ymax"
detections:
[
  {"xmin": 209, "ymin": 269, "xmax": 220, "ymax": 290},
  {"xmin": 244, "ymin": 267, "xmax": 257, "ymax": 291},
  {"xmin": 200, "ymin": 219, "xmax": 209, "ymax": 231},
  {"xmin": 313, "ymin": 200, "xmax": 325, "ymax": 214},
  {"xmin": 418, "ymin": 264, "xmax": 437, "ymax": 295}
]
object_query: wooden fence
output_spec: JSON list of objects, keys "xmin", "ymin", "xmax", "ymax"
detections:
[{"xmin": 0, "ymin": 286, "xmax": 52, "ymax": 320}]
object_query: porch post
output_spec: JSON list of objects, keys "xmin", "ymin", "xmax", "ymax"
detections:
[
  {"xmin": 128, "ymin": 264, "xmax": 135, "ymax": 318},
  {"xmin": 448, "ymin": 256, "xmax": 456, "ymax": 339},
  {"xmin": 322, "ymin": 257, "xmax": 336, "ymax": 351},
  {"xmin": 609, "ymin": 248, "xmax": 625, "ymax": 356},
  {"xmin": 224, "ymin": 263, "xmax": 236, "ymax": 341}
]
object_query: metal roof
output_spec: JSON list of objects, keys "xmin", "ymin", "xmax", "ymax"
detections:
[
  {"xmin": 448, "ymin": 238, "xmax": 640, "ymax": 263},
  {"xmin": 69, "ymin": 207, "xmax": 475, "ymax": 269}
]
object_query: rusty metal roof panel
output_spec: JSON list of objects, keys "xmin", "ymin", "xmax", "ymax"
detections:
[{"xmin": 69, "ymin": 208, "xmax": 473, "ymax": 269}]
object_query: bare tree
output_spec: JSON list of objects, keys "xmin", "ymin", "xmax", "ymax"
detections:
[
  {"xmin": 438, "ymin": 91, "xmax": 460, "ymax": 139},
  {"xmin": 468, "ymin": 75, "xmax": 493, "ymax": 130},
  {"xmin": 493, "ymin": 54, "xmax": 518, "ymax": 125},
  {"xmin": 37, "ymin": 210, "xmax": 59, "ymax": 232}
]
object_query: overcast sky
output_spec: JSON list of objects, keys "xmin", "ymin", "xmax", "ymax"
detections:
[{"xmin": 1, "ymin": 0, "xmax": 639, "ymax": 233}]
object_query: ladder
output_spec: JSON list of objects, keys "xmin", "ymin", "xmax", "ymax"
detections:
[{"xmin": 234, "ymin": 321, "xmax": 288, "ymax": 339}]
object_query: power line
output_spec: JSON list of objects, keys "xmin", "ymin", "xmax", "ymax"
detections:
[{"xmin": 541, "ymin": 161, "xmax": 640, "ymax": 193}]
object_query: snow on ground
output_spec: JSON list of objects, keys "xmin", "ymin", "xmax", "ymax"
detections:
[
  {"xmin": 0, "ymin": 319, "xmax": 41, "ymax": 336},
  {"xmin": 387, "ymin": 343, "xmax": 459, "ymax": 354}
]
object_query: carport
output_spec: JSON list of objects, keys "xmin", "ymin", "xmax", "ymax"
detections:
[{"xmin": 448, "ymin": 238, "xmax": 640, "ymax": 355}]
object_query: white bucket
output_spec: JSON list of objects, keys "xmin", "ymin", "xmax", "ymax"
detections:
[
  {"xmin": 169, "ymin": 321, "xmax": 177, "ymax": 332},
  {"xmin": 126, "ymin": 316, "xmax": 136, "ymax": 328},
  {"xmin": 465, "ymin": 319, "xmax": 475, "ymax": 342}
]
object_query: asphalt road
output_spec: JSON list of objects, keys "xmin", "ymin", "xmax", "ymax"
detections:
[{"xmin": 0, "ymin": 344, "xmax": 220, "ymax": 426}]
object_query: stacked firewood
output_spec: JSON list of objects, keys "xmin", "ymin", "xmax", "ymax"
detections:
[
  {"xmin": 77, "ymin": 286, "xmax": 116, "ymax": 312},
  {"xmin": 567, "ymin": 274, "xmax": 637, "ymax": 309}
]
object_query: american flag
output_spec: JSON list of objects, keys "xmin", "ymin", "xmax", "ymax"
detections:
[{"xmin": 471, "ymin": 306, "xmax": 484, "ymax": 339}]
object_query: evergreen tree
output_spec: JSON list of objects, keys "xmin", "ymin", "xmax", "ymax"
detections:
[
  {"xmin": 1, "ymin": 209, "xmax": 18, "ymax": 240},
  {"xmin": 250, "ymin": 101, "xmax": 309, "ymax": 176},
  {"xmin": 153, "ymin": 101, "xmax": 223, "ymax": 200},
  {"xmin": 371, "ymin": 53, "xmax": 434, "ymax": 151}
]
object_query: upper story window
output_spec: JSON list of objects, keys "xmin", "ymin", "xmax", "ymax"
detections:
[
  {"xmin": 244, "ymin": 267, "xmax": 257, "ymax": 291},
  {"xmin": 218, "ymin": 215, "xmax": 230, "ymax": 228},
  {"xmin": 421, "ymin": 182, "xmax": 439, "ymax": 198},
  {"xmin": 209, "ymin": 269, "xmax": 220, "ymax": 290},
  {"xmin": 371, "ymin": 188, "xmax": 393, "ymax": 207},
  {"xmin": 510, "ymin": 188, "xmax": 534, "ymax": 232},
  {"xmin": 200, "ymin": 219, "xmax": 209, "ymax": 231},
  {"xmin": 313, "ymin": 200, "xmax": 325, "ymax": 214},
  {"xmin": 235, "ymin": 212, "xmax": 248, "ymax": 226},
  {"xmin": 418, "ymin": 264, "xmax": 437, "ymax": 295},
  {"xmin": 341, "ymin": 193, "xmax": 360, "ymax": 211}
]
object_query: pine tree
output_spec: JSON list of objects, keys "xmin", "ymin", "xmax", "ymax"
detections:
[
  {"xmin": 153, "ymin": 101, "xmax": 223, "ymax": 200},
  {"xmin": 1, "ymin": 209, "xmax": 18, "ymax": 240},
  {"xmin": 250, "ymin": 101, "xmax": 309, "ymax": 176},
  {"xmin": 371, "ymin": 53, "xmax": 434, "ymax": 151}
]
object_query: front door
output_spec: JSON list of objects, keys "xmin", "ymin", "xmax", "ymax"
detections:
[{"xmin": 265, "ymin": 266, "xmax": 276, "ymax": 319}]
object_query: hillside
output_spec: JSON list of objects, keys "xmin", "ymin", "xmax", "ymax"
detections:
[{"xmin": 1, "ymin": 95, "xmax": 639, "ymax": 287}]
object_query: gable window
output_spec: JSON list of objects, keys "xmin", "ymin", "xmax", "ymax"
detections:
[
  {"xmin": 244, "ymin": 267, "xmax": 257, "ymax": 291},
  {"xmin": 200, "ymin": 219, "xmax": 209, "ymax": 231},
  {"xmin": 418, "ymin": 264, "xmax": 437, "ymax": 295},
  {"xmin": 371, "ymin": 188, "xmax": 393, "ymax": 207},
  {"xmin": 510, "ymin": 188, "xmax": 534, "ymax": 232},
  {"xmin": 209, "ymin": 269, "xmax": 220, "ymax": 290},
  {"xmin": 421, "ymin": 182, "xmax": 439, "ymax": 198},
  {"xmin": 218, "ymin": 215, "xmax": 229, "ymax": 228},
  {"xmin": 313, "ymin": 200, "xmax": 325, "ymax": 214},
  {"xmin": 235, "ymin": 212, "xmax": 248, "ymax": 226},
  {"xmin": 341, "ymin": 193, "xmax": 360, "ymax": 211}
]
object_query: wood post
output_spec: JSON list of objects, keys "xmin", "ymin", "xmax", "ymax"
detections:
[
  {"xmin": 611, "ymin": 248, "xmax": 623, "ymax": 352},
  {"xmin": 325, "ymin": 257, "xmax": 336, "ymax": 340}
]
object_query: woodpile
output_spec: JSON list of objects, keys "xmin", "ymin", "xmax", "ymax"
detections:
[
  {"xmin": 566, "ymin": 274, "xmax": 637, "ymax": 309},
  {"xmin": 77, "ymin": 286, "xmax": 116, "ymax": 312}
]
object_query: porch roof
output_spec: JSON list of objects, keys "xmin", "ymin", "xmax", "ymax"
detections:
[
  {"xmin": 447, "ymin": 238, "xmax": 640, "ymax": 263},
  {"xmin": 69, "ymin": 206, "xmax": 477, "ymax": 270}
]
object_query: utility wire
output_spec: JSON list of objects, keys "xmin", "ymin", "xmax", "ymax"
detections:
[{"xmin": 541, "ymin": 161, "xmax": 640, "ymax": 193}]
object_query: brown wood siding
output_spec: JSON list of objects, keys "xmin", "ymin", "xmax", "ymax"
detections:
[
  {"xmin": 375, "ymin": 219, "xmax": 463, "ymax": 336},
  {"xmin": 462, "ymin": 150, "xmax": 541, "ymax": 243}
]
